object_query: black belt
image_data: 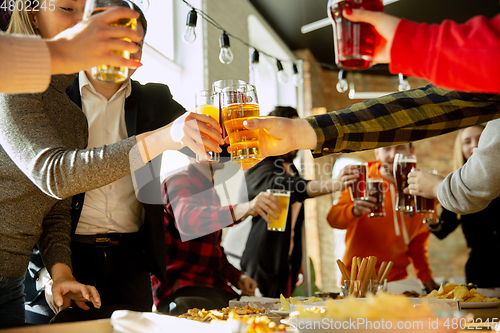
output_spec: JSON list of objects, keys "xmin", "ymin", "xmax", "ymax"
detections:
[{"xmin": 72, "ymin": 233, "xmax": 140, "ymax": 247}]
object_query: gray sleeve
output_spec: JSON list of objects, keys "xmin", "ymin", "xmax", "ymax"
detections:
[
  {"xmin": 0, "ymin": 92, "xmax": 143, "ymax": 200},
  {"xmin": 437, "ymin": 119, "xmax": 500, "ymax": 214},
  {"xmin": 39, "ymin": 198, "xmax": 73, "ymax": 273}
]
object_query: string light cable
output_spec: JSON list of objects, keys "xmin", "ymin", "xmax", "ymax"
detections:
[{"xmin": 179, "ymin": 0, "xmax": 340, "ymax": 75}]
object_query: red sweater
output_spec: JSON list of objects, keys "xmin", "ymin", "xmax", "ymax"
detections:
[
  {"xmin": 390, "ymin": 14, "xmax": 500, "ymax": 93},
  {"xmin": 327, "ymin": 162, "xmax": 433, "ymax": 284}
]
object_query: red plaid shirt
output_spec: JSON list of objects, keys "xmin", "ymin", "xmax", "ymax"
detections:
[{"xmin": 151, "ymin": 164, "xmax": 243, "ymax": 305}]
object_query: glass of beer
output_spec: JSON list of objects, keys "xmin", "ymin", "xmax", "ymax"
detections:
[
  {"xmin": 367, "ymin": 178, "xmax": 385, "ymax": 218},
  {"xmin": 83, "ymin": 0, "xmax": 137, "ymax": 83},
  {"xmin": 414, "ymin": 169, "xmax": 437, "ymax": 213},
  {"xmin": 266, "ymin": 189, "xmax": 290, "ymax": 232},
  {"xmin": 195, "ymin": 91, "xmax": 220, "ymax": 163},
  {"xmin": 393, "ymin": 153, "xmax": 417, "ymax": 212},
  {"xmin": 220, "ymin": 84, "xmax": 262, "ymax": 164},
  {"xmin": 349, "ymin": 162, "xmax": 368, "ymax": 201},
  {"xmin": 327, "ymin": 0, "xmax": 384, "ymax": 70},
  {"xmin": 212, "ymin": 79, "xmax": 248, "ymax": 151}
]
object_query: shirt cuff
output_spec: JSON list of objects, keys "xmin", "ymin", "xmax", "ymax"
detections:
[{"xmin": 305, "ymin": 113, "xmax": 341, "ymax": 157}]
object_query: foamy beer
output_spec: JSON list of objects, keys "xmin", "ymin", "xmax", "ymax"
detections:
[
  {"xmin": 212, "ymin": 79, "xmax": 247, "ymax": 151},
  {"xmin": 220, "ymin": 84, "xmax": 262, "ymax": 164},
  {"xmin": 266, "ymin": 189, "xmax": 290, "ymax": 232},
  {"xmin": 367, "ymin": 178, "xmax": 385, "ymax": 217},
  {"xmin": 349, "ymin": 162, "xmax": 368, "ymax": 201},
  {"xmin": 84, "ymin": 0, "xmax": 137, "ymax": 83},
  {"xmin": 393, "ymin": 154, "xmax": 417, "ymax": 212}
]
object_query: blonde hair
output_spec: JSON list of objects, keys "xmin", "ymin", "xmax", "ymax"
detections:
[
  {"xmin": 452, "ymin": 124, "xmax": 486, "ymax": 171},
  {"xmin": 6, "ymin": 0, "xmax": 37, "ymax": 35}
]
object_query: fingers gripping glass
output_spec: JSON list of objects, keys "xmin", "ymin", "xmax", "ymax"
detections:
[
  {"xmin": 83, "ymin": 0, "xmax": 137, "ymax": 83},
  {"xmin": 195, "ymin": 90, "xmax": 220, "ymax": 163}
]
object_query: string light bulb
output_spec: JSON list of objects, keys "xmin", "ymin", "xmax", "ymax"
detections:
[
  {"xmin": 336, "ymin": 69, "xmax": 348, "ymax": 93},
  {"xmin": 251, "ymin": 49, "xmax": 260, "ymax": 66},
  {"xmin": 182, "ymin": 9, "xmax": 197, "ymax": 44},
  {"xmin": 219, "ymin": 32, "xmax": 234, "ymax": 64},
  {"xmin": 292, "ymin": 63, "xmax": 303, "ymax": 86},
  {"xmin": 398, "ymin": 73, "xmax": 411, "ymax": 91},
  {"xmin": 276, "ymin": 60, "xmax": 289, "ymax": 84}
]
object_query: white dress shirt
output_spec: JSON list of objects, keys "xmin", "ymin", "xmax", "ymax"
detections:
[{"xmin": 75, "ymin": 71, "xmax": 144, "ymax": 235}]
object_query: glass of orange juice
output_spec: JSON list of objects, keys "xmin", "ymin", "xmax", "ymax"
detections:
[
  {"xmin": 195, "ymin": 90, "xmax": 220, "ymax": 163},
  {"xmin": 220, "ymin": 84, "xmax": 262, "ymax": 165},
  {"xmin": 266, "ymin": 189, "xmax": 290, "ymax": 232}
]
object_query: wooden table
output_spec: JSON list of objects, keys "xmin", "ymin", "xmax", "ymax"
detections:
[{"xmin": 0, "ymin": 306, "xmax": 498, "ymax": 333}]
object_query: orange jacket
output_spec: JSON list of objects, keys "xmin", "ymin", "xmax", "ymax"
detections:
[{"xmin": 327, "ymin": 162, "xmax": 433, "ymax": 284}]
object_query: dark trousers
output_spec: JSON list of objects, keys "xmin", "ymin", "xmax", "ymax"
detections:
[
  {"xmin": 156, "ymin": 286, "xmax": 238, "ymax": 316},
  {"xmin": 52, "ymin": 239, "xmax": 152, "ymax": 323}
]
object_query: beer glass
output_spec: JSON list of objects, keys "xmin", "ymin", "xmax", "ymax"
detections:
[
  {"xmin": 393, "ymin": 154, "xmax": 417, "ymax": 212},
  {"xmin": 349, "ymin": 162, "xmax": 368, "ymax": 201},
  {"xmin": 220, "ymin": 84, "xmax": 262, "ymax": 164},
  {"xmin": 414, "ymin": 169, "xmax": 437, "ymax": 213},
  {"xmin": 195, "ymin": 91, "xmax": 220, "ymax": 163},
  {"xmin": 84, "ymin": 0, "xmax": 137, "ymax": 83},
  {"xmin": 266, "ymin": 189, "xmax": 290, "ymax": 232},
  {"xmin": 212, "ymin": 79, "xmax": 247, "ymax": 150},
  {"xmin": 327, "ymin": 0, "xmax": 384, "ymax": 70},
  {"xmin": 367, "ymin": 178, "xmax": 385, "ymax": 218}
]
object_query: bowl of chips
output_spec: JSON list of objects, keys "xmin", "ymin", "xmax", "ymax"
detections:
[{"xmin": 287, "ymin": 292, "xmax": 469, "ymax": 333}]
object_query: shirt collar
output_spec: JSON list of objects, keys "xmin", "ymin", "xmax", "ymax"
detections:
[{"xmin": 78, "ymin": 71, "xmax": 132, "ymax": 100}]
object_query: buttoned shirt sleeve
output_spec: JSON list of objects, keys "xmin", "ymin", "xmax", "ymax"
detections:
[{"xmin": 306, "ymin": 85, "xmax": 500, "ymax": 156}]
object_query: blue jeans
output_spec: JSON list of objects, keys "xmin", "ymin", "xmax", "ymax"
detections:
[{"xmin": 0, "ymin": 276, "xmax": 25, "ymax": 324}]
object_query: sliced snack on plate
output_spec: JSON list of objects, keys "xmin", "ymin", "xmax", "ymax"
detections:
[
  {"xmin": 278, "ymin": 294, "xmax": 325, "ymax": 311},
  {"xmin": 178, "ymin": 305, "xmax": 266, "ymax": 322},
  {"xmin": 425, "ymin": 283, "xmax": 500, "ymax": 303}
]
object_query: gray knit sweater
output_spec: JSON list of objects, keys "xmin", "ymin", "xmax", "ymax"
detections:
[
  {"xmin": 0, "ymin": 75, "xmax": 137, "ymax": 278},
  {"xmin": 438, "ymin": 118, "xmax": 500, "ymax": 215}
]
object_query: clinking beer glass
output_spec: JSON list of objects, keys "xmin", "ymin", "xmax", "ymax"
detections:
[
  {"xmin": 84, "ymin": 0, "xmax": 137, "ymax": 82},
  {"xmin": 349, "ymin": 162, "xmax": 368, "ymax": 201},
  {"xmin": 393, "ymin": 153, "xmax": 417, "ymax": 212},
  {"xmin": 195, "ymin": 91, "xmax": 220, "ymax": 163},
  {"xmin": 414, "ymin": 169, "xmax": 437, "ymax": 213},
  {"xmin": 220, "ymin": 84, "xmax": 263, "ymax": 164},
  {"xmin": 367, "ymin": 178, "xmax": 385, "ymax": 218},
  {"xmin": 327, "ymin": 0, "xmax": 384, "ymax": 70},
  {"xmin": 212, "ymin": 79, "xmax": 247, "ymax": 152}
]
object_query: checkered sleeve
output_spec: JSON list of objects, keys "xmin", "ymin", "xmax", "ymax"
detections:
[
  {"xmin": 306, "ymin": 85, "xmax": 500, "ymax": 157},
  {"xmin": 162, "ymin": 175, "xmax": 235, "ymax": 239}
]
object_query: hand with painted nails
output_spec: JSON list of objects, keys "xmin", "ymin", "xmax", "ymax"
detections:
[{"xmin": 342, "ymin": 9, "xmax": 401, "ymax": 64}]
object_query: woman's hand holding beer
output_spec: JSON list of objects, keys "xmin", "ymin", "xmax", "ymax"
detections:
[
  {"xmin": 343, "ymin": 9, "xmax": 401, "ymax": 65},
  {"xmin": 228, "ymin": 117, "xmax": 317, "ymax": 170},
  {"xmin": 47, "ymin": 7, "xmax": 142, "ymax": 75},
  {"xmin": 406, "ymin": 170, "xmax": 444, "ymax": 199}
]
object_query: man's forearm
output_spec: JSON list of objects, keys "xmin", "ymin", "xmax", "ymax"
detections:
[{"xmin": 306, "ymin": 179, "xmax": 337, "ymax": 198}]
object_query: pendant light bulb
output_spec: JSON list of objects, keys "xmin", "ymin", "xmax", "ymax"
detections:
[
  {"xmin": 182, "ymin": 9, "xmax": 197, "ymax": 44},
  {"xmin": 292, "ymin": 63, "xmax": 303, "ymax": 86},
  {"xmin": 276, "ymin": 60, "xmax": 289, "ymax": 84},
  {"xmin": 219, "ymin": 32, "xmax": 234, "ymax": 64}
]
